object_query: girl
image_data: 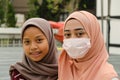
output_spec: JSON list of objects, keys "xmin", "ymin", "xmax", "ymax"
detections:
[
  {"xmin": 9, "ymin": 18, "xmax": 58, "ymax": 80},
  {"xmin": 58, "ymin": 11, "xmax": 119, "ymax": 80}
]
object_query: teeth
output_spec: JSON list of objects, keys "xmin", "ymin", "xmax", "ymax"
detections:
[
  {"xmin": 30, "ymin": 51, "xmax": 42, "ymax": 56},
  {"xmin": 31, "ymin": 52, "xmax": 40, "ymax": 57},
  {"xmin": 33, "ymin": 52, "xmax": 39, "ymax": 55}
]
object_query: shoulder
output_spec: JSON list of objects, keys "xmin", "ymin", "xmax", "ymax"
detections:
[{"xmin": 10, "ymin": 69, "xmax": 26, "ymax": 80}]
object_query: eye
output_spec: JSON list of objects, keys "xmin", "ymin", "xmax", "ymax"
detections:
[
  {"xmin": 76, "ymin": 32, "xmax": 83, "ymax": 37},
  {"xmin": 23, "ymin": 40, "xmax": 30, "ymax": 45},
  {"xmin": 64, "ymin": 33, "xmax": 71, "ymax": 38},
  {"xmin": 36, "ymin": 38, "xmax": 43, "ymax": 43}
]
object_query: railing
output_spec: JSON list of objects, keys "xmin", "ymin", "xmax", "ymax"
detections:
[
  {"xmin": 0, "ymin": 28, "xmax": 62, "ymax": 47},
  {"xmin": 0, "ymin": 28, "xmax": 21, "ymax": 47},
  {"xmin": 0, "ymin": 38, "xmax": 22, "ymax": 47}
]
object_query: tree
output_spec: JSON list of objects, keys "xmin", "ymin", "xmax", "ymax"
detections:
[
  {"xmin": 26, "ymin": 0, "xmax": 39, "ymax": 19},
  {"xmin": 0, "ymin": 0, "xmax": 5, "ymax": 26},
  {"xmin": 26, "ymin": 0, "xmax": 71, "ymax": 21},
  {"xmin": 26, "ymin": 0, "xmax": 96, "ymax": 21},
  {"xmin": 78, "ymin": 0, "xmax": 96, "ymax": 15},
  {"xmin": 6, "ymin": 1, "xmax": 16, "ymax": 27},
  {"xmin": 0, "ymin": 0, "xmax": 16, "ymax": 27}
]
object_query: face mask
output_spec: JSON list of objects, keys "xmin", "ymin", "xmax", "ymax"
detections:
[{"xmin": 63, "ymin": 38, "xmax": 91, "ymax": 59}]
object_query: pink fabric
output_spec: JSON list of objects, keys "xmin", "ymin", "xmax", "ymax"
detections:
[
  {"xmin": 10, "ymin": 69, "xmax": 25, "ymax": 80},
  {"xmin": 58, "ymin": 11, "xmax": 118, "ymax": 80}
]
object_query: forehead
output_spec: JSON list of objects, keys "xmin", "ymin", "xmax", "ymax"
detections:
[
  {"xmin": 24, "ymin": 26, "xmax": 41, "ymax": 32},
  {"xmin": 23, "ymin": 26, "xmax": 45, "ymax": 37},
  {"xmin": 65, "ymin": 19, "xmax": 84, "ymax": 30}
]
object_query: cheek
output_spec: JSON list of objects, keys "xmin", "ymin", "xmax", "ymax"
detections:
[
  {"xmin": 23, "ymin": 45, "xmax": 29, "ymax": 54},
  {"xmin": 82, "ymin": 33, "xmax": 89, "ymax": 38},
  {"xmin": 43, "ymin": 45, "xmax": 49, "ymax": 55},
  {"xmin": 83, "ymin": 35, "xmax": 89, "ymax": 38},
  {"xmin": 39, "ymin": 42, "xmax": 49, "ymax": 53}
]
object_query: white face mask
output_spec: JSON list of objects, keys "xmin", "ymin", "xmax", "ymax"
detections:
[{"xmin": 63, "ymin": 38, "xmax": 91, "ymax": 59}]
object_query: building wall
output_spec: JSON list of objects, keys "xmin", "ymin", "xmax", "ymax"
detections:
[
  {"xmin": 12, "ymin": 0, "xmax": 29, "ymax": 14},
  {"xmin": 97, "ymin": 0, "xmax": 120, "ymax": 54}
]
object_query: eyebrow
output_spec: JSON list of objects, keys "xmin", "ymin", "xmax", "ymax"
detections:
[
  {"xmin": 23, "ymin": 38, "xmax": 29, "ymax": 41},
  {"xmin": 74, "ymin": 28, "xmax": 84, "ymax": 30},
  {"xmin": 64, "ymin": 27, "xmax": 84, "ymax": 32},
  {"xmin": 36, "ymin": 35, "xmax": 43, "ymax": 38}
]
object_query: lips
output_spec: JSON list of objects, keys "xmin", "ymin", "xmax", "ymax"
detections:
[{"xmin": 30, "ymin": 51, "xmax": 42, "ymax": 58}]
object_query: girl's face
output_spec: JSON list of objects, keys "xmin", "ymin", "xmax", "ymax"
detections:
[
  {"xmin": 22, "ymin": 26, "xmax": 49, "ymax": 62},
  {"xmin": 64, "ymin": 19, "xmax": 89, "ymax": 39}
]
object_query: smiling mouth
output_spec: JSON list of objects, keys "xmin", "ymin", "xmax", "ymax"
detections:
[{"xmin": 30, "ymin": 51, "xmax": 42, "ymax": 57}]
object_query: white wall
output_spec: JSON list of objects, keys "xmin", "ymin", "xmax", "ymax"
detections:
[{"xmin": 97, "ymin": 0, "xmax": 120, "ymax": 54}]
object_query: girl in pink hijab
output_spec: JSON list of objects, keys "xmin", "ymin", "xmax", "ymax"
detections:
[
  {"xmin": 9, "ymin": 18, "xmax": 58, "ymax": 80},
  {"xmin": 58, "ymin": 11, "xmax": 119, "ymax": 80}
]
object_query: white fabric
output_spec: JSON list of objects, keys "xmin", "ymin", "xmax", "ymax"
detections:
[{"xmin": 63, "ymin": 38, "xmax": 91, "ymax": 59}]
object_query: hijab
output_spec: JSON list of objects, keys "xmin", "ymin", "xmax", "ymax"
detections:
[
  {"xmin": 58, "ymin": 11, "xmax": 118, "ymax": 80},
  {"xmin": 10, "ymin": 18, "xmax": 58, "ymax": 80}
]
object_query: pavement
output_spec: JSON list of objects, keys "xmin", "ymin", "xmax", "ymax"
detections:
[
  {"xmin": 0, "ymin": 47, "xmax": 23, "ymax": 80},
  {"xmin": 0, "ymin": 47, "xmax": 120, "ymax": 80},
  {"xmin": 108, "ymin": 54, "xmax": 120, "ymax": 76}
]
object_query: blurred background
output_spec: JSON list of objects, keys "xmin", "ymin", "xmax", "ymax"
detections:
[{"xmin": 0, "ymin": 0, "xmax": 120, "ymax": 80}]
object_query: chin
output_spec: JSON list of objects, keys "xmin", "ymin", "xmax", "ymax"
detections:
[{"xmin": 30, "ymin": 58, "xmax": 42, "ymax": 62}]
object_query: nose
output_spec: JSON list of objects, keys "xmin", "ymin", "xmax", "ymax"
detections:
[
  {"xmin": 30, "ymin": 42, "xmax": 38, "ymax": 51},
  {"xmin": 71, "ymin": 34, "xmax": 76, "ymax": 38}
]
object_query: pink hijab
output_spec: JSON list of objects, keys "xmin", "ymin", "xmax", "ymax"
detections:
[
  {"xmin": 10, "ymin": 18, "xmax": 58, "ymax": 80},
  {"xmin": 58, "ymin": 11, "xmax": 118, "ymax": 80}
]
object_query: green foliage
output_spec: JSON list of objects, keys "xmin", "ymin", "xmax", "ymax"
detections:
[
  {"xmin": 79, "ymin": 0, "xmax": 95, "ymax": 10},
  {"xmin": 26, "ymin": 0, "xmax": 71, "ymax": 21},
  {"xmin": 38, "ymin": 0, "xmax": 60, "ymax": 21},
  {"xmin": 26, "ymin": 0, "xmax": 39, "ymax": 19},
  {"xmin": 78, "ymin": 0, "xmax": 96, "ymax": 15},
  {"xmin": 26, "ymin": 0, "xmax": 96, "ymax": 21},
  {"xmin": 0, "ymin": 0, "xmax": 5, "ymax": 25},
  {"xmin": 6, "ymin": 1, "xmax": 16, "ymax": 27},
  {"xmin": 0, "ymin": 0, "xmax": 16, "ymax": 27}
]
